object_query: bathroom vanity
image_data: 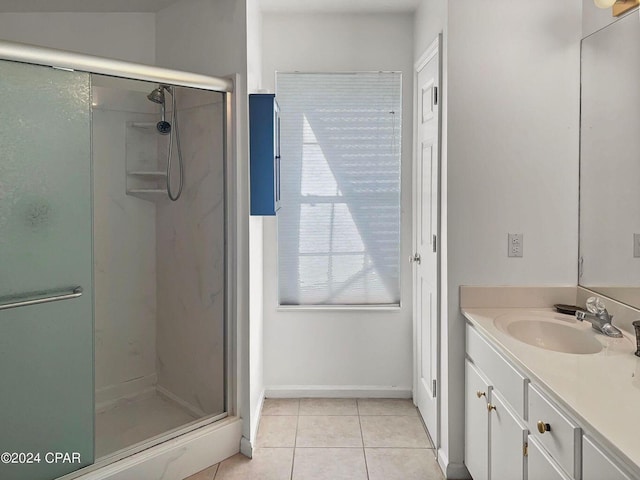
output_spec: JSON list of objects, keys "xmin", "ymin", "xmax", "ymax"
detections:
[{"xmin": 462, "ymin": 298, "xmax": 640, "ymax": 480}]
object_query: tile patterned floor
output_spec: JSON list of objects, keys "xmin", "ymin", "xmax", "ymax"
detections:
[{"xmin": 184, "ymin": 398, "xmax": 444, "ymax": 480}]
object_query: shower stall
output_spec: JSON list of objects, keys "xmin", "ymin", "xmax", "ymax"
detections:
[{"xmin": 0, "ymin": 41, "xmax": 235, "ymax": 480}]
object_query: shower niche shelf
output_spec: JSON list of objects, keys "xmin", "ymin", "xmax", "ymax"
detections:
[
  {"xmin": 126, "ymin": 188, "xmax": 168, "ymax": 202},
  {"xmin": 125, "ymin": 120, "xmax": 168, "ymax": 202},
  {"xmin": 127, "ymin": 171, "xmax": 167, "ymax": 178}
]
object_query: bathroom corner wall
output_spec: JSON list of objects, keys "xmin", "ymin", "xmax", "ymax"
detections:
[
  {"xmin": 91, "ymin": 79, "xmax": 159, "ymax": 406},
  {"xmin": 0, "ymin": 13, "xmax": 155, "ymax": 64},
  {"xmin": 155, "ymin": 88, "xmax": 226, "ymax": 416}
]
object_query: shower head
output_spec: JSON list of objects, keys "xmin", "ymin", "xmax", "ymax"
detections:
[{"xmin": 147, "ymin": 86, "xmax": 165, "ymax": 104}]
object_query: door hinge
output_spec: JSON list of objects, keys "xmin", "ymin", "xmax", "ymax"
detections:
[
  {"xmin": 432, "ymin": 379, "xmax": 437, "ymax": 398},
  {"xmin": 523, "ymin": 442, "xmax": 528, "ymax": 457},
  {"xmin": 579, "ymin": 256, "xmax": 584, "ymax": 278},
  {"xmin": 432, "ymin": 235, "xmax": 437, "ymax": 253},
  {"xmin": 434, "ymin": 86, "xmax": 438, "ymax": 106}
]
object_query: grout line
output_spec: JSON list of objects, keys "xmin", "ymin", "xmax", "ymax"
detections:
[
  {"xmin": 290, "ymin": 404, "xmax": 300, "ymax": 480},
  {"xmin": 356, "ymin": 399, "xmax": 370, "ymax": 479}
]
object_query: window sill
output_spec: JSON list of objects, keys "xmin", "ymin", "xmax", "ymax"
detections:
[{"xmin": 276, "ymin": 304, "xmax": 402, "ymax": 312}]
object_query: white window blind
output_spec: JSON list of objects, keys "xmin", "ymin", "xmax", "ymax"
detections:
[{"xmin": 276, "ymin": 72, "xmax": 402, "ymax": 306}]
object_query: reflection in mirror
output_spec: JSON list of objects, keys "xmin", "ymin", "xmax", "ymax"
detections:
[{"xmin": 580, "ymin": 12, "xmax": 640, "ymax": 308}]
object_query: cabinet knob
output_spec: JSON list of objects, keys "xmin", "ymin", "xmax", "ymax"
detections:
[
  {"xmin": 476, "ymin": 391, "xmax": 486, "ymax": 399},
  {"xmin": 537, "ymin": 421, "xmax": 551, "ymax": 434},
  {"xmin": 487, "ymin": 403, "xmax": 496, "ymax": 412}
]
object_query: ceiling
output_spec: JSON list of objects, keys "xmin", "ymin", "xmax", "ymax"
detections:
[
  {"xmin": 0, "ymin": 0, "xmax": 419, "ymax": 13},
  {"xmin": 0, "ymin": 0, "xmax": 177, "ymax": 12},
  {"xmin": 259, "ymin": 0, "xmax": 420, "ymax": 13}
]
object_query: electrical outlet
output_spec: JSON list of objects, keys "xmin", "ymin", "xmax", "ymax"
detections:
[
  {"xmin": 508, "ymin": 233, "xmax": 523, "ymax": 258},
  {"xmin": 634, "ymin": 234, "xmax": 640, "ymax": 258}
]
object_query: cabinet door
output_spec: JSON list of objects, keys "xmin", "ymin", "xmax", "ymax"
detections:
[
  {"xmin": 249, "ymin": 93, "xmax": 279, "ymax": 215},
  {"xmin": 583, "ymin": 436, "xmax": 632, "ymax": 480},
  {"xmin": 528, "ymin": 437, "xmax": 572, "ymax": 480},
  {"xmin": 490, "ymin": 391, "xmax": 527, "ymax": 480},
  {"xmin": 465, "ymin": 360, "xmax": 489, "ymax": 480}
]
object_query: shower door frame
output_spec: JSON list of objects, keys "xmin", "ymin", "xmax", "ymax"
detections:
[{"xmin": 0, "ymin": 39, "xmax": 237, "ymax": 478}]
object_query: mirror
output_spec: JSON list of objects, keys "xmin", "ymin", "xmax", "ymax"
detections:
[{"xmin": 580, "ymin": 12, "xmax": 640, "ymax": 308}]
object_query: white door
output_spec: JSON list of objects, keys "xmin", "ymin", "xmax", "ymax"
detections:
[{"xmin": 413, "ymin": 37, "xmax": 441, "ymax": 444}]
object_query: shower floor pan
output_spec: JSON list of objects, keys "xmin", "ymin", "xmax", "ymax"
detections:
[{"xmin": 95, "ymin": 391, "xmax": 198, "ymax": 459}]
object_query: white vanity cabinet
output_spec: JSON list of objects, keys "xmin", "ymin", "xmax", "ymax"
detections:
[
  {"xmin": 489, "ymin": 390, "xmax": 527, "ymax": 480},
  {"xmin": 527, "ymin": 384, "xmax": 581, "ymax": 478},
  {"xmin": 527, "ymin": 437, "xmax": 572, "ymax": 480},
  {"xmin": 465, "ymin": 326, "xmax": 528, "ymax": 480},
  {"xmin": 582, "ymin": 436, "xmax": 633, "ymax": 480},
  {"xmin": 465, "ymin": 360, "xmax": 489, "ymax": 480},
  {"xmin": 465, "ymin": 321, "xmax": 638, "ymax": 480}
]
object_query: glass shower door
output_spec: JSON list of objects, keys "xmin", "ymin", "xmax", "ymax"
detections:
[{"xmin": 0, "ymin": 60, "xmax": 94, "ymax": 479}]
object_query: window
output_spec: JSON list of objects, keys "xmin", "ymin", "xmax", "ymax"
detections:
[{"xmin": 276, "ymin": 72, "xmax": 402, "ymax": 306}]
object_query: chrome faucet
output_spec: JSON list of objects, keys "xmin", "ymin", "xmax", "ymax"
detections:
[{"xmin": 575, "ymin": 297, "xmax": 623, "ymax": 338}]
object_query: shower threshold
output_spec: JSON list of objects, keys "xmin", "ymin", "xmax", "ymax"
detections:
[
  {"xmin": 58, "ymin": 407, "xmax": 229, "ymax": 480},
  {"xmin": 96, "ymin": 390, "xmax": 206, "ymax": 458}
]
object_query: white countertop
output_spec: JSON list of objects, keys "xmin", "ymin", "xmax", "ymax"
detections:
[{"xmin": 462, "ymin": 307, "xmax": 640, "ymax": 472}]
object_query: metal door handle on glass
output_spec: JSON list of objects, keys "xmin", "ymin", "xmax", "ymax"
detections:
[{"xmin": 0, "ymin": 286, "xmax": 83, "ymax": 311}]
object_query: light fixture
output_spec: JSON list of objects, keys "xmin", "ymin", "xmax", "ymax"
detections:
[{"xmin": 593, "ymin": 0, "xmax": 639, "ymax": 16}]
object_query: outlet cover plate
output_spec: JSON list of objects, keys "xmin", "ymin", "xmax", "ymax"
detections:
[
  {"xmin": 508, "ymin": 233, "xmax": 523, "ymax": 258},
  {"xmin": 634, "ymin": 234, "xmax": 640, "ymax": 258}
]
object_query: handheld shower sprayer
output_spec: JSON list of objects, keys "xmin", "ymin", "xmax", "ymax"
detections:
[
  {"xmin": 146, "ymin": 85, "xmax": 172, "ymax": 135},
  {"xmin": 146, "ymin": 84, "xmax": 184, "ymax": 201}
]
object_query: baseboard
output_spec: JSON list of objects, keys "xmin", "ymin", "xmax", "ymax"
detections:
[
  {"xmin": 66, "ymin": 417, "xmax": 241, "ymax": 480},
  {"xmin": 251, "ymin": 389, "xmax": 266, "ymax": 444},
  {"xmin": 240, "ymin": 388, "xmax": 266, "ymax": 459},
  {"xmin": 156, "ymin": 385, "xmax": 206, "ymax": 418},
  {"xmin": 239, "ymin": 436, "xmax": 252, "ymax": 459},
  {"xmin": 438, "ymin": 448, "xmax": 471, "ymax": 480},
  {"xmin": 264, "ymin": 385, "xmax": 412, "ymax": 399},
  {"xmin": 95, "ymin": 374, "xmax": 157, "ymax": 412}
]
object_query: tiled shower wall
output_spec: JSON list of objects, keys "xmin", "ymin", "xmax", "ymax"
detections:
[
  {"xmin": 155, "ymin": 88, "xmax": 226, "ymax": 416},
  {"xmin": 92, "ymin": 78, "xmax": 159, "ymax": 406},
  {"xmin": 92, "ymin": 81, "xmax": 225, "ymax": 416}
]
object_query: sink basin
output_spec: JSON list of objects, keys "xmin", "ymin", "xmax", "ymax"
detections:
[{"xmin": 494, "ymin": 312, "xmax": 603, "ymax": 354}]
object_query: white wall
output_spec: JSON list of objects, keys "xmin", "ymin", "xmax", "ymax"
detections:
[
  {"xmin": 582, "ymin": 0, "xmax": 629, "ymax": 37},
  {"xmin": 444, "ymin": 1, "xmax": 582, "ymax": 477},
  {"xmin": 247, "ymin": 0, "xmax": 266, "ymax": 452},
  {"xmin": 414, "ymin": 0, "xmax": 446, "ymax": 57},
  {"xmin": 261, "ymin": 13, "xmax": 415, "ymax": 395},
  {"xmin": 156, "ymin": 0, "xmax": 252, "ymax": 451},
  {"xmin": 0, "ymin": 13, "xmax": 155, "ymax": 64}
]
